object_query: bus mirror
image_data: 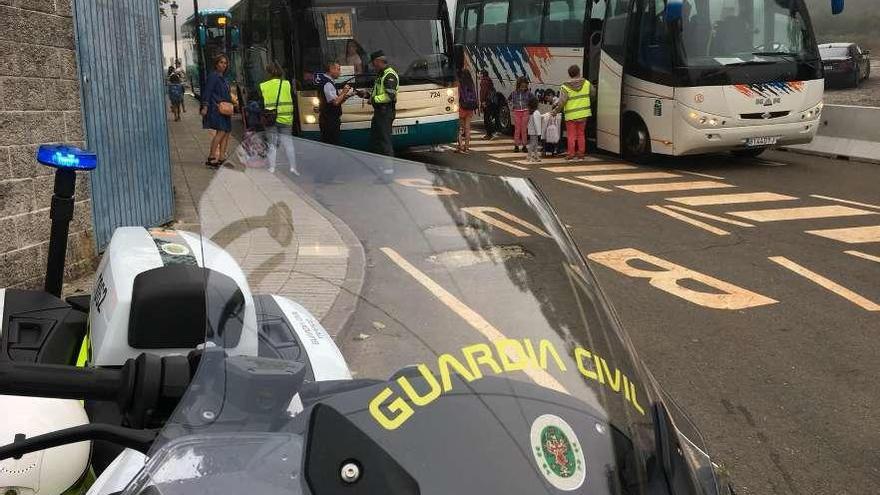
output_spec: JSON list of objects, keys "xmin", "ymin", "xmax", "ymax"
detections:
[
  {"xmin": 665, "ymin": 0, "xmax": 683, "ymax": 23},
  {"xmin": 831, "ymin": 0, "xmax": 844, "ymax": 15},
  {"xmin": 231, "ymin": 27, "xmax": 241, "ymax": 49},
  {"xmin": 198, "ymin": 26, "xmax": 207, "ymax": 46}
]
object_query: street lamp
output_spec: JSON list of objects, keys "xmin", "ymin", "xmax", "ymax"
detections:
[{"xmin": 170, "ymin": 1, "xmax": 179, "ymax": 64}]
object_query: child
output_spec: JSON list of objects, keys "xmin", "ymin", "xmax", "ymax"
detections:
[
  {"xmin": 510, "ymin": 77, "xmax": 530, "ymax": 152},
  {"xmin": 526, "ymin": 97, "xmax": 542, "ymax": 163},
  {"xmin": 542, "ymin": 110, "xmax": 562, "ymax": 157},
  {"xmin": 168, "ymin": 73, "xmax": 184, "ymax": 122}
]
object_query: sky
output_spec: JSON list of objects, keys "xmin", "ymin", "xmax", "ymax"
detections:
[{"xmin": 160, "ymin": 0, "xmax": 236, "ymax": 65}]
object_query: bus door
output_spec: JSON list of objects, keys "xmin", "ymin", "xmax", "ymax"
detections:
[
  {"xmin": 594, "ymin": 0, "xmax": 632, "ymax": 154},
  {"xmin": 584, "ymin": 0, "xmax": 607, "ymax": 145}
]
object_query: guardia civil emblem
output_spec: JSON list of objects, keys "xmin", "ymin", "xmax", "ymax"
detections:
[{"xmin": 530, "ymin": 414, "xmax": 586, "ymax": 491}]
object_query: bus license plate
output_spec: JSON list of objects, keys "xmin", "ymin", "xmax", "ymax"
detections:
[
  {"xmin": 746, "ymin": 136, "xmax": 777, "ymax": 147},
  {"xmin": 392, "ymin": 126, "xmax": 409, "ymax": 136}
]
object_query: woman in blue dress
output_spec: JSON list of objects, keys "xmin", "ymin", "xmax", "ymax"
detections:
[{"xmin": 200, "ymin": 54, "xmax": 233, "ymax": 168}]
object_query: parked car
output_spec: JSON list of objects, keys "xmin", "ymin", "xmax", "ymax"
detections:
[{"xmin": 819, "ymin": 42, "xmax": 871, "ymax": 88}]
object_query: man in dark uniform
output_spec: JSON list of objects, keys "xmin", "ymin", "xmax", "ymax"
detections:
[
  {"xmin": 358, "ymin": 51, "xmax": 399, "ymax": 181},
  {"xmin": 314, "ymin": 60, "xmax": 352, "ymax": 182}
]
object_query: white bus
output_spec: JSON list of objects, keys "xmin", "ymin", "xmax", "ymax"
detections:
[{"xmin": 454, "ymin": 0, "xmax": 834, "ymax": 160}]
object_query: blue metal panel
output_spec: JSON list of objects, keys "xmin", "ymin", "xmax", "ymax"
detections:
[{"xmin": 73, "ymin": 0, "xmax": 173, "ymax": 249}]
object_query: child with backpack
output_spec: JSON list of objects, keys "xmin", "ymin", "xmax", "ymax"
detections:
[
  {"xmin": 167, "ymin": 73, "xmax": 184, "ymax": 122},
  {"xmin": 457, "ymin": 68, "xmax": 479, "ymax": 152},
  {"xmin": 542, "ymin": 109, "xmax": 562, "ymax": 157},
  {"xmin": 526, "ymin": 97, "xmax": 543, "ymax": 163}
]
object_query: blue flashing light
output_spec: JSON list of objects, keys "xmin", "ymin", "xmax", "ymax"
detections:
[
  {"xmin": 36, "ymin": 145, "xmax": 98, "ymax": 171},
  {"xmin": 831, "ymin": 0, "xmax": 844, "ymax": 15},
  {"xmin": 665, "ymin": 0, "xmax": 683, "ymax": 22}
]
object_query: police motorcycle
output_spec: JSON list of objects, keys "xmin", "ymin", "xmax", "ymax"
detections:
[{"xmin": 1, "ymin": 140, "xmax": 735, "ymax": 495}]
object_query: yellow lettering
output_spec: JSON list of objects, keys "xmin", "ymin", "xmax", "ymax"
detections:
[
  {"xmin": 538, "ymin": 340, "xmax": 567, "ymax": 372},
  {"xmin": 397, "ymin": 364, "xmax": 442, "ymax": 406},
  {"xmin": 523, "ymin": 339, "xmax": 540, "ymax": 367},
  {"xmin": 462, "ymin": 343, "xmax": 503, "ymax": 379},
  {"xmin": 438, "ymin": 353, "xmax": 476, "ymax": 391},
  {"xmin": 592, "ymin": 353, "xmax": 606, "ymax": 384},
  {"xmin": 629, "ymin": 381, "xmax": 646, "ymax": 415},
  {"xmin": 574, "ymin": 347, "xmax": 598, "ymax": 380},
  {"xmin": 623, "ymin": 375, "xmax": 631, "ymax": 402},
  {"xmin": 587, "ymin": 248, "xmax": 776, "ymax": 310},
  {"xmin": 600, "ymin": 358, "xmax": 622, "ymax": 392},
  {"xmin": 369, "ymin": 388, "xmax": 415, "ymax": 430},
  {"xmin": 495, "ymin": 339, "xmax": 530, "ymax": 371}
]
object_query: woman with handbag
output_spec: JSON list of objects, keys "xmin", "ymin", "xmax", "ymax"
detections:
[
  {"xmin": 200, "ymin": 53, "xmax": 233, "ymax": 168},
  {"xmin": 259, "ymin": 62, "xmax": 298, "ymax": 174}
]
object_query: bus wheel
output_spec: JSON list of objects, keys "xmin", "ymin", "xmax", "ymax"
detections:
[
  {"xmin": 731, "ymin": 148, "xmax": 766, "ymax": 158},
  {"xmin": 622, "ymin": 117, "xmax": 651, "ymax": 163},
  {"xmin": 498, "ymin": 105, "xmax": 513, "ymax": 134}
]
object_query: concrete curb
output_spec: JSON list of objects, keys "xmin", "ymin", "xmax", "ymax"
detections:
[{"xmin": 780, "ymin": 104, "xmax": 880, "ymax": 165}]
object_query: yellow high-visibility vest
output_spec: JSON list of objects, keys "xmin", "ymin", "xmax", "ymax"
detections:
[
  {"xmin": 260, "ymin": 78, "xmax": 294, "ymax": 125},
  {"xmin": 372, "ymin": 66, "xmax": 399, "ymax": 105},
  {"xmin": 562, "ymin": 81, "xmax": 592, "ymax": 121}
]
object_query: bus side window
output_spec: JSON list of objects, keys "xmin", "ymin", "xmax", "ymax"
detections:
[
  {"xmin": 602, "ymin": 0, "xmax": 629, "ymax": 64},
  {"xmin": 464, "ymin": 5, "xmax": 480, "ymax": 44},
  {"xmin": 508, "ymin": 0, "xmax": 543, "ymax": 44},
  {"xmin": 479, "ymin": 1, "xmax": 510, "ymax": 43},
  {"xmin": 632, "ymin": 0, "xmax": 672, "ymax": 74},
  {"xmin": 542, "ymin": 0, "xmax": 587, "ymax": 45}
]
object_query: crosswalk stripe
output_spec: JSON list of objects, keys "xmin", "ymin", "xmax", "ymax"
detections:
[
  {"xmin": 527, "ymin": 156, "xmax": 604, "ymax": 164},
  {"xmin": 487, "ymin": 159, "xmax": 529, "ymax": 171},
  {"xmin": 769, "ymin": 256, "xmax": 880, "ymax": 311},
  {"xmin": 647, "ymin": 205, "xmax": 730, "ymax": 236},
  {"xmin": 664, "ymin": 204, "xmax": 755, "ymax": 227},
  {"xmin": 845, "ymin": 250, "xmax": 880, "ymax": 264},
  {"xmin": 541, "ymin": 164, "xmax": 637, "ymax": 173},
  {"xmin": 810, "ymin": 194, "xmax": 880, "ymax": 211},
  {"xmin": 729, "ymin": 205, "xmax": 877, "ymax": 222},
  {"xmin": 581, "ymin": 172, "xmax": 680, "ymax": 182},
  {"xmin": 618, "ymin": 181, "xmax": 735, "ymax": 193},
  {"xmin": 556, "ymin": 177, "xmax": 612, "ymax": 192},
  {"xmin": 805, "ymin": 225, "xmax": 880, "ymax": 244},
  {"xmin": 489, "ymin": 152, "xmax": 531, "ymax": 159},
  {"xmin": 470, "ymin": 138, "xmax": 515, "ymax": 145},
  {"xmin": 469, "ymin": 145, "xmax": 517, "ymax": 151},
  {"xmin": 675, "ymin": 170, "xmax": 726, "ymax": 180},
  {"xmin": 667, "ymin": 192, "xmax": 798, "ymax": 206}
]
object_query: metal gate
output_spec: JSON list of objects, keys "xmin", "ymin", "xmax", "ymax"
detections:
[{"xmin": 73, "ymin": 0, "xmax": 173, "ymax": 249}]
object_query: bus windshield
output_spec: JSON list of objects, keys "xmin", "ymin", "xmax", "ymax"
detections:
[
  {"xmin": 299, "ymin": 3, "xmax": 453, "ymax": 87},
  {"xmin": 679, "ymin": 0, "xmax": 818, "ymax": 67}
]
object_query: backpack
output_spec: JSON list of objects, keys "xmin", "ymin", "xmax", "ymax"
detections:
[
  {"xmin": 460, "ymin": 83, "xmax": 478, "ymax": 110},
  {"xmin": 543, "ymin": 113, "xmax": 561, "ymax": 144}
]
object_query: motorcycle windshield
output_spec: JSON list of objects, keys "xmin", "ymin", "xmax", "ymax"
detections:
[{"xmin": 123, "ymin": 137, "xmax": 720, "ymax": 495}]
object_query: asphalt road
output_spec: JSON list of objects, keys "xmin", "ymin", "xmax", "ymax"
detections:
[{"xmin": 379, "ymin": 135, "xmax": 880, "ymax": 494}]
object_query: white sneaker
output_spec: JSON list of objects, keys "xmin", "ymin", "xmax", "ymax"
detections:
[
  {"xmin": 268, "ymin": 166, "xmax": 276, "ymax": 173},
  {"xmin": 290, "ymin": 167, "xmax": 300, "ymax": 176}
]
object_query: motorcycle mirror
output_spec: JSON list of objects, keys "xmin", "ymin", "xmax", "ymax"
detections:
[
  {"xmin": 831, "ymin": 0, "xmax": 844, "ymax": 15},
  {"xmin": 665, "ymin": 0, "xmax": 683, "ymax": 23}
]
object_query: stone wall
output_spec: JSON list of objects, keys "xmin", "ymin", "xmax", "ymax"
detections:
[{"xmin": 0, "ymin": 0, "xmax": 96, "ymax": 290}]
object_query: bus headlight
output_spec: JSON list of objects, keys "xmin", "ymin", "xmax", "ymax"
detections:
[
  {"xmin": 685, "ymin": 108, "xmax": 725, "ymax": 128},
  {"xmin": 305, "ymin": 115, "xmax": 316, "ymax": 124},
  {"xmin": 446, "ymin": 88, "xmax": 454, "ymax": 97},
  {"xmin": 801, "ymin": 102, "xmax": 822, "ymax": 120}
]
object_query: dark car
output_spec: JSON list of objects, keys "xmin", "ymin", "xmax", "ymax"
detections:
[{"xmin": 819, "ymin": 42, "xmax": 871, "ymax": 88}]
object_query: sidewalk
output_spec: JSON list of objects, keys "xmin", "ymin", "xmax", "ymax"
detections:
[{"xmin": 167, "ymin": 97, "xmax": 364, "ymax": 334}]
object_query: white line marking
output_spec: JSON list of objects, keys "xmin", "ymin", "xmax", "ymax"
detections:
[
  {"xmin": 380, "ymin": 247, "xmax": 569, "ymax": 392},
  {"xmin": 769, "ymin": 256, "xmax": 880, "ymax": 311},
  {"xmin": 845, "ymin": 250, "xmax": 880, "ymax": 264},
  {"xmin": 667, "ymin": 192, "xmax": 798, "ymax": 206},
  {"xmin": 556, "ymin": 177, "xmax": 612, "ymax": 192},
  {"xmin": 664, "ymin": 204, "xmax": 755, "ymax": 227},
  {"xmin": 674, "ymin": 170, "xmax": 726, "ymax": 180},
  {"xmin": 618, "ymin": 181, "xmax": 735, "ymax": 193},
  {"xmin": 756, "ymin": 160, "xmax": 788, "ymax": 167},
  {"xmin": 469, "ymin": 138, "xmax": 515, "ymax": 145},
  {"xmin": 581, "ymin": 172, "xmax": 681, "ymax": 182},
  {"xmin": 541, "ymin": 164, "xmax": 637, "ymax": 173},
  {"xmin": 729, "ymin": 205, "xmax": 877, "ymax": 222},
  {"xmin": 489, "ymin": 152, "xmax": 531, "ymax": 159},
  {"xmin": 810, "ymin": 194, "xmax": 880, "ymax": 211},
  {"xmin": 488, "ymin": 158, "xmax": 529, "ymax": 171},
  {"xmin": 525, "ymin": 156, "xmax": 604, "ymax": 164},
  {"xmin": 647, "ymin": 205, "xmax": 730, "ymax": 236},
  {"xmin": 468, "ymin": 145, "xmax": 517, "ymax": 152},
  {"xmin": 806, "ymin": 225, "xmax": 880, "ymax": 244}
]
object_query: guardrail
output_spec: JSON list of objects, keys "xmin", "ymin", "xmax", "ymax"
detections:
[{"xmin": 782, "ymin": 104, "xmax": 880, "ymax": 164}]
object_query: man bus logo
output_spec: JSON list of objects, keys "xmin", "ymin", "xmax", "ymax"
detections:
[{"xmin": 530, "ymin": 414, "xmax": 586, "ymax": 491}]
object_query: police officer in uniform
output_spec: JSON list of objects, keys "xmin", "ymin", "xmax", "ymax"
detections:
[
  {"xmin": 359, "ymin": 51, "xmax": 399, "ymax": 180},
  {"xmin": 314, "ymin": 60, "xmax": 352, "ymax": 182}
]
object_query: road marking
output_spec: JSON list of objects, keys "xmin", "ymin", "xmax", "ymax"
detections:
[
  {"xmin": 756, "ymin": 160, "xmax": 788, "ymax": 167},
  {"xmin": 845, "ymin": 250, "xmax": 880, "ymax": 264},
  {"xmin": 487, "ymin": 158, "xmax": 529, "ymax": 171},
  {"xmin": 380, "ymin": 247, "xmax": 568, "ymax": 393},
  {"xmin": 667, "ymin": 192, "xmax": 798, "ymax": 206},
  {"xmin": 810, "ymin": 194, "xmax": 880, "ymax": 211},
  {"xmin": 489, "ymin": 152, "xmax": 531, "ymax": 159},
  {"xmin": 664, "ymin": 204, "xmax": 755, "ymax": 227},
  {"xmin": 806, "ymin": 225, "xmax": 880, "ymax": 244},
  {"xmin": 394, "ymin": 178, "xmax": 458, "ymax": 196},
  {"xmin": 729, "ymin": 205, "xmax": 877, "ymax": 222},
  {"xmin": 541, "ymin": 164, "xmax": 636, "ymax": 173},
  {"xmin": 674, "ymin": 170, "xmax": 726, "ymax": 180},
  {"xmin": 581, "ymin": 172, "xmax": 681, "ymax": 182},
  {"xmin": 461, "ymin": 206, "xmax": 550, "ymax": 237},
  {"xmin": 588, "ymin": 248, "xmax": 777, "ymax": 309},
  {"xmin": 647, "ymin": 205, "xmax": 730, "ymax": 236},
  {"xmin": 769, "ymin": 256, "xmax": 880, "ymax": 311},
  {"xmin": 618, "ymin": 180, "xmax": 735, "ymax": 193},
  {"xmin": 524, "ymin": 156, "xmax": 604, "ymax": 164},
  {"xmin": 469, "ymin": 145, "xmax": 517, "ymax": 152},
  {"xmin": 556, "ymin": 177, "xmax": 613, "ymax": 192},
  {"xmin": 470, "ymin": 138, "xmax": 515, "ymax": 145}
]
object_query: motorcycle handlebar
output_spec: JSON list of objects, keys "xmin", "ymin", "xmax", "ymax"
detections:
[{"xmin": 0, "ymin": 359, "xmax": 130, "ymax": 403}]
